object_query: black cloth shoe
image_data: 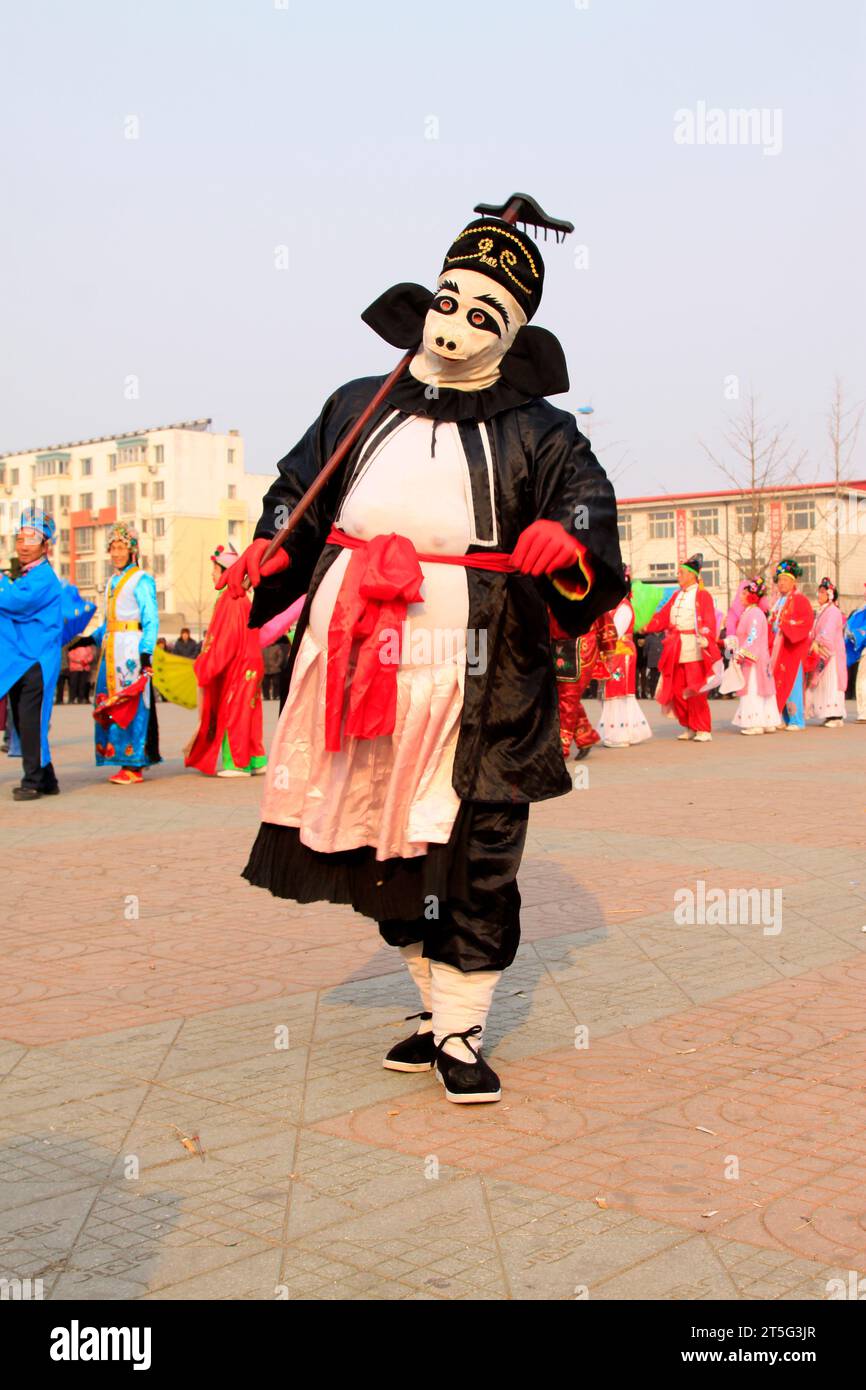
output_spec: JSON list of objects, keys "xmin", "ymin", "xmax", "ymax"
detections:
[
  {"xmin": 434, "ymin": 1026, "xmax": 501, "ymax": 1103},
  {"xmin": 382, "ymin": 1013, "xmax": 436, "ymax": 1072}
]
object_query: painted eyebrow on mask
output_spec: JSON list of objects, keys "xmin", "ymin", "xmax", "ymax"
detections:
[
  {"xmin": 438, "ymin": 279, "xmax": 461, "ymax": 294},
  {"xmin": 475, "ymin": 293, "xmax": 510, "ymax": 329}
]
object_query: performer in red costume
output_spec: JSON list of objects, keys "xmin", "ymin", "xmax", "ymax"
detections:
[
  {"xmin": 550, "ymin": 611, "xmax": 616, "ymax": 759},
  {"xmin": 184, "ymin": 544, "xmax": 267, "ymax": 778},
  {"xmin": 644, "ymin": 553, "xmax": 721, "ymax": 742},
  {"xmin": 598, "ymin": 583, "xmax": 652, "ymax": 749},
  {"xmin": 768, "ymin": 557, "xmax": 814, "ymax": 731}
]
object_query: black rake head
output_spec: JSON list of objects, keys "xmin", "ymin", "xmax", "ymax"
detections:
[{"xmin": 473, "ymin": 192, "xmax": 574, "ymax": 242}]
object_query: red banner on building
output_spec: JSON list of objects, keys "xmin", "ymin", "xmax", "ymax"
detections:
[
  {"xmin": 675, "ymin": 508, "xmax": 687, "ymax": 562},
  {"xmin": 769, "ymin": 500, "xmax": 782, "ymax": 565}
]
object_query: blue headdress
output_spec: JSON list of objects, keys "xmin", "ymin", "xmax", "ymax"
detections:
[{"xmin": 17, "ymin": 507, "xmax": 57, "ymax": 544}]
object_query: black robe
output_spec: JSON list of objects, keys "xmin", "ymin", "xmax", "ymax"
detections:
[{"xmin": 249, "ymin": 372, "xmax": 627, "ymax": 806}]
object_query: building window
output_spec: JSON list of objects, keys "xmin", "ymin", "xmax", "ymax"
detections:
[
  {"xmin": 80, "ymin": 457, "xmax": 93, "ymax": 476},
  {"xmin": 77, "ymin": 526, "xmax": 95, "ymax": 552},
  {"xmin": 107, "ymin": 489, "xmax": 117, "ymax": 508},
  {"xmin": 60, "ymin": 563, "xmax": 70, "ymax": 577},
  {"xmin": 228, "ymin": 449, "xmax": 235, "ymax": 464},
  {"xmin": 119, "ymin": 444, "xmax": 145, "ymax": 463},
  {"xmin": 120, "ymin": 483, "xmax": 136, "ymax": 511},
  {"xmin": 109, "ymin": 453, "xmax": 117, "ymax": 471},
  {"xmin": 785, "ymin": 498, "xmax": 815, "ymax": 531},
  {"xmin": 735, "ymin": 502, "xmax": 765, "ymax": 534},
  {"xmin": 227, "ymin": 519, "xmax": 240, "ymax": 540},
  {"xmin": 648, "ymin": 510, "xmax": 675, "ymax": 539},
  {"xmin": 41, "ymin": 495, "xmax": 55, "ymax": 516},
  {"xmin": 103, "ymin": 559, "xmax": 114, "ymax": 581},
  {"xmin": 154, "ymin": 481, "xmax": 165, "ymax": 500},
  {"xmin": 154, "ymin": 517, "xmax": 165, "ymax": 538},
  {"xmin": 79, "ymin": 492, "xmax": 93, "ymax": 511},
  {"xmin": 59, "ymin": 494, "xmax": 71, "ymax": 509},
  {"xmin": 648, "ymin": 562, "xmax": 677, "ymax": 581},
  {"xmin": 36, "ymin": 458, "xmax": 58, "ymax": 477},
  {"xmin": 11, "ymin": 468, "xmax": 19, "ymax": 485},
  {"xmin": 617, "ymin": 514, "xmax": 632, "ymax": 543},
  {"xmin": 228, "ymin": 484, "xmax": 237, "ymax": 499},
  {"xmin": 155, "ymin": 445, "xmax": 164, "ymax": 463},
  {"xmin": 702, "ymin": 560, "xmax": 721, "ymax": 588},
  {"xmin": 691, "ymin": 507, "xmax": 719, "ymax": 536},
  {"xmin": 60, "ymin": 529, "xmax": 69, "ymax": 547},
  {"xmin": 141, "ymin": 519, "xmax": 148, "ymax": 532},
  {"xmin": 153, "ymin": 554, "xmax": 166, "ymax": 575},
  {"xmin": 797, "ymin": 554, "xmax": 817, "ymax": 586},
  {"xmin": 156, "ymin": 590, "xmax": 166, "ymax": 611},
  {"xmin": 140, "ymin": 482, "xmax": 148, "ymax": 497},
  {"xmin": 77, "ymin": 561, "xmax": 95, "ymax": 585}
]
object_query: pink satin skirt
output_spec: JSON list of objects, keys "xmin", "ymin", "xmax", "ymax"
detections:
[{"xmin": 259, "ymin": 626, "xmax": 464, "ymax": 861}]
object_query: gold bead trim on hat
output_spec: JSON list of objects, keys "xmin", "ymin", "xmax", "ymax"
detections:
[{"xmin": 444, "ymin": 224, "xmax": 540, "ymax": 298}]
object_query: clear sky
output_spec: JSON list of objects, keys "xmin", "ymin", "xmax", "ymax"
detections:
[{"xmin": 1, "ymin": 0, "xmax": 863, "ymax": 498}]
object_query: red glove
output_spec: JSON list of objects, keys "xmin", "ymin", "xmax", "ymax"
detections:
[
  {"xmin": 217, "ymin": 538, "xmax": 290, "ymax": 597},
  {"xmin": 511, "ymin": 520, "xmax": 581, "ymax": 577}
]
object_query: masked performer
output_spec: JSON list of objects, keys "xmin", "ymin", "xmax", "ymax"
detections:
[
  {"xmin": 550, "ymin": 610, "xmax": 616, "ymax": 760},
  {"xmin": 184, "ymin": 544, "xmax": 267, "ymax": 777},
  {"xmin": 88, "ymin": 523, "xmax": 160, "ymax": 783},
  {"xmin": 643, "ymin": 553, "xmax": 721, "ymax": 742},
  {"xmin": 805, "ymin": 577, "xmax": 847, "ymax": 727},
  {"xmin": 722, "ymin": 577, "xmax": 778, "ymax": 735},
  {"xmin": 0, "ymin": 510, "xmax": 64, "ymax": 800},
  {"xmin": 598, "ymin": 582, "xmax": 652, "ymax": 748},
  {"xmin": 769, "ymin": 558, "xmax": 813, "ymax": 731},
  {"xmin": 226, "ymin": 211, "xmax": 626, "ymax": 1103}
]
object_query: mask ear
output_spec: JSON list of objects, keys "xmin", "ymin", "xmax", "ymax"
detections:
[
  {"xmin": 361, "ymin": 283, "xmax": 433, "ymax": 349},
  {"xmin": 499, "ymin": 325, "xmax": 570, "ymax": 397}
]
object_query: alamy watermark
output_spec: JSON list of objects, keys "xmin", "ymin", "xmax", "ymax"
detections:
[
  {"xmin": 673, "ymin": 879, "xmax": 782, "ymax": 936},
  {"xmin": 377, "ymin": 625, "xmax": 487, "ymax": 674},
  {"xmin": 674, "ymin": 101, "xmax": 783, "ymax": 157}
]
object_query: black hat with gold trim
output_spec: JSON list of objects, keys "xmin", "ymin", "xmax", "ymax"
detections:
[{"xmin": 441, "ymin": 217, "xmax": 545, "ymax": 320}]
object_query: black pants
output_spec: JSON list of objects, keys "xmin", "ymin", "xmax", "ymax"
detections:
[
  {"xmin": 68, "ymin": 670, "xmax": 90, "ymax": 703},
  {"xmin": 378, "ymin": 803, "xmax": 529, "ymax": 972},
  {"xmin": 9, "ymin": 663, "xmax": 58, "ymax": 793},
  {"xmin": 262, "ymin": 672, "xmax": 282, "ymax": 701}
]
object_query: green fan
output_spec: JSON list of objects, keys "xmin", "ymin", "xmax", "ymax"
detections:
[{"xmin": 152, "ymin": 647, "xmax": 198, "ymax": 709}]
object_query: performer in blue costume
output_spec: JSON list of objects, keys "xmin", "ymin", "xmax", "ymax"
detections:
[
  {"xmin": 0, "ymin": 509, "xmax": 64, "ymax": 800},
  {"xmin": 88, "ymin": 522, "xmax": 161, "ymax": 784},
  {"xmin": 845, "ymin": 581, "xmax": 866, "ymax": 722}
]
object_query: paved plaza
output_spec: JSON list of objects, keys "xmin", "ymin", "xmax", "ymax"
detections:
[{"xmin": 1, "ymin": 698, "xmax": 864, "ymax": 1301}]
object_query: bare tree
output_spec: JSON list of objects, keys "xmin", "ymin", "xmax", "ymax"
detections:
[
  {"xmin": 815, "ymin": 377, "xmax": 863, "ymax": 586},
  {"xmin": 700, "ymin": 393, "xmax": 808, "ymax": 598}
]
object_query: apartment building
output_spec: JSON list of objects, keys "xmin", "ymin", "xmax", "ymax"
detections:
[
  {"xmin": 617, "ymin": 480, "xmax": 866, "ymax": 609},
  {"xmin": 0, "ymin": 420, "xmax": 270, "ymax": 635}
]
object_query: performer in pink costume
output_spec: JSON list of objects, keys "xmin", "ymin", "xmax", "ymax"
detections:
[
  {"xmin": 723, "ymin": 577, "xmax": 778, "ymax": 735},
  {"xmin": 805, "ymin": 577, "xmax": 847, "ymax": 726}
]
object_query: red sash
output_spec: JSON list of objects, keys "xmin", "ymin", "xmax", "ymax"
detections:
[{"xmin": 324, "ymin": 528, "xmax": 515, "ymax": 751}]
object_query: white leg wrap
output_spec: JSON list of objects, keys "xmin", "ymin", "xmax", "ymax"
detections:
[
  {"xmin": 399, "ymin": 943, "xmax": 433, "ymax": 1033},
  {"xmin": 430, "ymin": 961, "xmax": 502, "ymax": 1061}
]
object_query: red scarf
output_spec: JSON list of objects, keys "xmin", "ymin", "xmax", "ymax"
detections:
[{"xmin": 324, "ymin": 528, "xmax": 515, "ymax": 750}]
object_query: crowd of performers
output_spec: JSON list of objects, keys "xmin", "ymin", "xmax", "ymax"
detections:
[
  {"xmin": 0, "ymin": 517, "xmax": 276, "ymax": 796},
  {"xmin": 3, "ymin": 208, "xmax": 866, "ymax": 1109},
  {"xmin": 551, "ymin": 553, "xmax": 866, "ymax": 753}
]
